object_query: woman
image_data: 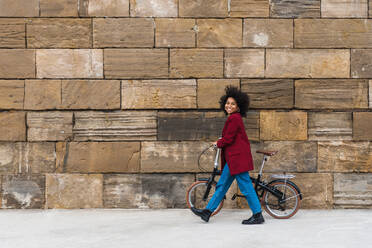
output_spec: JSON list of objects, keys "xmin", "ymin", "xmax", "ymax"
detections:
[{"xmin": 191, "ymin": 86, "xmax": 264, "ymax": 225}]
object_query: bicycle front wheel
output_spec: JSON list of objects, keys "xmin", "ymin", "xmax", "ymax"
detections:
[
  {"xmin": 262, "ymin": 180, "xmax": 301, "ymax": 219},
  {"xmin": 186, "ymin": 181, "xmax": 224, "ymax": 216}
]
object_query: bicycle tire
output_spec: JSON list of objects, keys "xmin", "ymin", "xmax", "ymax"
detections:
[
  {"xmin": 261, "ymin": 180, "xmax": 301, "ymax": 219},
  {"xmin": 186, "ymin": 181, "xmax": 224, "ymax": 217}
]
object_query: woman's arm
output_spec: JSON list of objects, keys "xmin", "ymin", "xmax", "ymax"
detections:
[{"xmin": 217, "ymin": 116, "xmax": 239, "ymax": 148}]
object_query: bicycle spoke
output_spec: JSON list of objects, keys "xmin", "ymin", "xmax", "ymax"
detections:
[{"xmin": 281, "ymin": 194, "xmax": 301, "ymax": 202}]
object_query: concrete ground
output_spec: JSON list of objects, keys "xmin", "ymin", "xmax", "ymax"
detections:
[{"xmin": 0, "ymin": 209, "xmax": 370, "ymax": 248}]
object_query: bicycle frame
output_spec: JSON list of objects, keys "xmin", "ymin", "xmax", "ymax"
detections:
[
  {"xmin": 253, "ymin": 155, "xmax": 284, "ymax": 199},
  {"xmin": 251, "ymin": 177, "xmax": 284, "ymax": 200},
  {"xmin": 202, "ymin": 148, "xmax": 302, "ymax": 202}
]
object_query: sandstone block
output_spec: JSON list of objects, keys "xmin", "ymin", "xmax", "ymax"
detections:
[
  {"xmin": 244, "ymin": 111, "xmax": 260, "ymax": 141},
  {"xmin": 370, "ymin": 80, "xmax": 372, "ymax": 108},
  {"xmin": 40, "ymin": 0, "xmax": 78, "ymax": 16},
  {"xmin": 57, "ymin": 142, "xmax": 140, "ymax": 173},
  {"xmin": 308, "ymin": 112, "xmax": 352, "ymax": 141},
  {"xmin": 266, "ymin": 49, "xmax": 350, "ymax": 78},
  {"xmin": 46, "ymin": 174, "xmax": 103, "ymax": 209},
  {"xmin": 61, "ymin": 80, "xmax": 120, "ymax": 109},
  {"xmin": 0, "ymin": 142, "xmax": 56, "ymax": 174},
  {"xmin": 27, "ymin": 112, "xmax": 73, "ymax": 141},
  {"xmin": 291, "ymin": 173, "xmax": 333, "ymax": 209},
  {"xmin": 260, "ymin": 111, "xmax": 307, "ymax": 141},
  {"xmin": 93, "ymin": 18, "xmax": 154, "ymax": 48},
  {"xmin": 158, "ymin": 111, "xmax": 226, "ymax": 141},
  {"xmin": 103, "ymin": 174, "xmax": 194, "ymax": 208},
  {"xmin": 1, "ymin": 175, "xmax": 45, "ymax": 209},
  {"xmin": 17, "ymin": 143, "xmax": 56, "ymax": 174},
  {"xmin": 270, "ymin": 0, "xmax": 320, "ymax": 18},
  {"xmin": 353, "ymin": 112, "xmax": 372, "ymax": 140},
  {"xmin": 79, "ymin": 0, "xmax": 129, "ymax": 17},
  {"xmin": 197, "ymin": 79, "xmax": 240, "ymax": 108},
  {"xmin": 321, "ymin": 0, "xmax": 368, "ymax": 18},
  {"xmin": 0, "ymin": 50, "xmax": 35, "ymax": 78},
  {"xmin": 104, "ymin": 49, "xmax": 168, "ymax": 78},
  {"xmin": 225, "ymin": 49, "xmax": 264, "ymax": 77},
  {"xmin": 36, "ymin": 49, "xmax": 103, "ymax": 79},
  {"xmin": 27, "ymin": 18, "xmax": 91, "ymax": 48},
  {"xmin": 179, "ymin": 0, "xmax": 228, "ymax": 17},
  {"xmin": 0, "ymin": 112, "xmax": 26, "ymax": 141},
  {"xmin": 243, "ymin": 19, "xmax": 292, "ymax": 48},
  {"xmin": 0, "ymin": 19, "xmax": 25, "ymax": 48},
  {"xmin": 141, "ymin": 142, "xmax": 211, "ymax": 172},
  {"xmin": 334, "ymin": 173, "xmax": 372, "ymax": 208},
  {"xmin": 295, "ymin": 79, "xmax": 368, "ymax": 109},
  {"xmin": 318, "ymin": 141, "xmax": 372, "ymax": 172},
  {"xmin": 370, "ymin": 0, "xmax": 372, "ymax": 17},
  {"xmin": 24, "ymin": 80, "xmax": 61, "ymax": 110},
  {"xmin": 104, "ymin": 174, "xmax": 141, "ymax": 208},
  {"xmin": 0, "ymin": 0, "xmax": 39, "ymax": 17},
  {"xmin": 197, "ymin": 19, "xmax": 242, "ymax": 47},
  {"xmin": 241, "ymin": 79, "xmax": 293, "ymax": 109},
  {"xmin": 17, "ymin": 143, "xmax": 55, "ymax": 174},
  {"xmin": 0, "ymin": 80, "xmax": 24, "ymax": 109},
  {"xmin": 155, "ymin": 19, "xmax": 195, "ymax": 47},
  {"xmin": 170, "ymin": 49, "xmax": 223, "ymax": 78},
  {"xmin": 252, "ymin": 141, "xmax": 317, "ymax": 173},
  {"xmin": 295, "ymin": 19, "xmax": 372, "ymax": 48},
  {"xmin": 229, "ymin": 0, "xmax": 269, "ymax": 17},
  {"xmin": 130, "ymin": 0, "xmax": 177, "ymax": 17},
  {"xmin": 122, "ymin": 80, "xmax": 196, "ymax": 109},
  {"xmin": 74, "ymin": 111, "xmax": 157, "ymax": 141},
  {"xmin": 351, "ymin": 49, "xmax": 372, "ymax": 78},
  {"xmin": 0, "ymin": 143, "xmax": 15, "ymax": 173}
]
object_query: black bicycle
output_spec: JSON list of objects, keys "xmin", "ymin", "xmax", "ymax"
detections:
[{"xmin": 186, "ymin": 145, "xmax": 302, "ymax": 219}]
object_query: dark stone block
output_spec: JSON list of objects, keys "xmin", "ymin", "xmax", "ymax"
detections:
[
  {"xmin": 158, "ymin": 111, "xmax": 259, "ymax": 141},
  {"xmin": 141, "ymin": 174, "xmax": 194, "ymax": 208},
  {"xmin": 270, "ymin": 0, "xmax": 320, "ymax": 18},
  {"xmin": 103, "ymin": 174, "xmax": 194, "ymax": 208},
  {"xmin": 158, "ymin": 111, "xmax": 226, "ymax": 141}
]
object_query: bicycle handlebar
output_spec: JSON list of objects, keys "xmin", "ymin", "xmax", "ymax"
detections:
[{"xmin": 198, "ymin": 144, "xmax": 221, "ymax": 172}]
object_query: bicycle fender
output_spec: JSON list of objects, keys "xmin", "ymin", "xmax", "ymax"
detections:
[
  {"xmin": 197, "ymin": 178, "xmax": 209, "ymax": 181},
  {"xmin": 268, "ymin": 179, "xmax": 303, "ymax": 200}
]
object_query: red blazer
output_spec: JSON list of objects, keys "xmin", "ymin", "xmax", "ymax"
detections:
[{"xmin": 217, "ymin": 112, "xmax": 254, "ymax": 175}]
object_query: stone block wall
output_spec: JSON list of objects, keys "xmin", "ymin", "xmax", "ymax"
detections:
[{"xmin": 0, "ymin": 0, "xmax": 371, "ymax": 210}]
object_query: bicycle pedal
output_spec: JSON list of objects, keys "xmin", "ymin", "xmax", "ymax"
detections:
[{"xmin": 231, "ymin": 194, "xmax": 237, "ymax": 200}]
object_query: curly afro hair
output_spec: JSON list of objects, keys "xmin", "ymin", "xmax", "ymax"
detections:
[{"xmin": 219, "ymin": 86, "xmax": 250, "ymax": 117}]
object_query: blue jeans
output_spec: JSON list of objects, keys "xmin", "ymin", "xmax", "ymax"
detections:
[{"xmin": 206, "ymin": 164, "xmax": 262, "ymax": 214}]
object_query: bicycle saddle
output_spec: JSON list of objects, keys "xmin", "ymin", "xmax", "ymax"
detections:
[{"xmin": 256, "ymin": 150, "xmax": 278, "ymax": 156}]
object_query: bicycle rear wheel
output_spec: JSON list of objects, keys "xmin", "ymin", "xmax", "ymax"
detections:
[
  {"xmin": 262, "ymin": 180, "xmax": 301, "ymax": 219},
  {"xmin": 186, "ymin": 181, "xmax": 224, "ymax": 216}
]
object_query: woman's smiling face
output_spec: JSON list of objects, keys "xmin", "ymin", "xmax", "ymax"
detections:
[{"xmin": 225, "ymin": 97, "xmax": 239, "ymax": 115}]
